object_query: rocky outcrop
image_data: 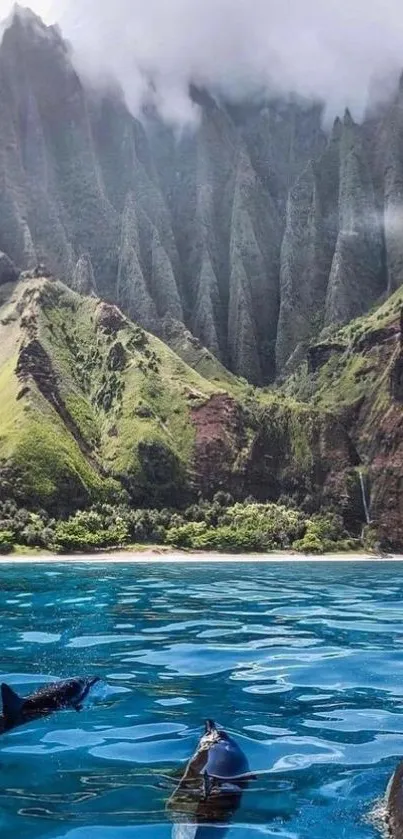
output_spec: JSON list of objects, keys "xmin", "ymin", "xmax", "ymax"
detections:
[
  {"xmin": 368, "ymin": 394, "xmax": 403, "ymax": 550},
  {"xmin": 116, "ymin": 193, "xmax": 157, "ymax": 328},
  {"xmin": 307, "ymin": 342, "xmax": 345, "ymax": 373},
  {"xmin": 276, "ymin": 158, "xmax": 334, "ymax": 370},
  {"xmin": 191, "ymin": 393, "xmax": 251, "ymax": 498},
  {"xmin": 227, "ymin": 148, "xmax": 282, "ymax": 382},
  {"xmin": 16, "ymin": 337, "xmax": 99, "ymax": 467},
  {"xmin": 190, "ymin": 392, "xmax": 359, "ymax": 516},
  {"xmin": 373, "ymin": 78, "xmax": 403, "ymax": 294},
  {"xmin": 325, "ymin": 112, "xmax": 384, "ymax": 324}
]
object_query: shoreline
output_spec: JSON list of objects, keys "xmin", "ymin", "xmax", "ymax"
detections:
[{"xmin": 1, "ymin": 550, "xmax": 403, "ymax": 563}]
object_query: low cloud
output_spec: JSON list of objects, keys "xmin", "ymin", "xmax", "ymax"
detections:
[{"xmin": 4, "ymin": 0, "xmax": 403, "ymax": 124}]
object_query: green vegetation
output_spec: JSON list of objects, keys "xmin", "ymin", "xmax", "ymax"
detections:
[
  {"xmin": 0, "ymin": 496, "xmax": 360, "ymax": 555},
  {"xmin": 161, "ymin": 320, "xmax": 245, "ymax": 394},
  {"xmin": 164, "ymin": 504, "xmax": 357, "ymax": 553},
  {"xmin": 165, "ymin": 502, "xmax": 304, "ymax": 552},
  {"xmin": 283, "ymin": 285, "xmax": 403, "ymax": 412},
  {"xmin": 0, "ymin": 278, "xmax": 219, "ymax": 512},
  {"xmin": 0, "ymin": 277, "xmax": 347, "ymax": 521},
  {"xmin": 0, "ymin": 275, "xmax": 396, "ymax": 552},
  {"xmin": 53, "ymin": 511, "xmax": 129, "ymax": 552},
  {"xmin": 0, "ymin": 530, "xmax": 14, "ymax": 554}
]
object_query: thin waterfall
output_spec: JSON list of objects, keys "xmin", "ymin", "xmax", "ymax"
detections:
[{"xmin": 359, "ymin": 469, "xmax": 371, "ymax": 525}]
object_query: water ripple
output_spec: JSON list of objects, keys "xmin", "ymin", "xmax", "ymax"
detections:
[{"xmin": 0, "ymin": 560, "xmax": 402, "ymax": 838}]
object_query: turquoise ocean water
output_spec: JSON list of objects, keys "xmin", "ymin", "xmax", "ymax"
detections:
[{"xmin": 0, "ymin": 560, "xmax": 402, "ymax": 838}]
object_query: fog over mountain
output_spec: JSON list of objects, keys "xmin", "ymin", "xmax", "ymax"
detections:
[
  {"xmin": 2, "ymin": 2, "xmax": 403, "ymax": 384},
  {"xmin": 2, "ymin": 0, "xmax": 403, "ymax": 123}
]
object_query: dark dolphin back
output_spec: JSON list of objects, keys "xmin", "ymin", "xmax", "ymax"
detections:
[
  {"xmin": 0, "ymin": 677, "xmax": 100, "ymax": 732},
  {"xmin": 23, "ymin": 677, "xmax": 95, "ymax": 712},
  {"xmin": 387, "ymin": 762, "xmax": 403, "ymax": 837},
  {"xmin": 205, "ymin": 734, "xmax": 250, "ymax": 779},
  {"xmin": 167, "ymin": 721, "xmax": 250, "ymax": 839},
  {"xmin": 25, "ymin": 680, "xmax": 78, "ymax": 709}
]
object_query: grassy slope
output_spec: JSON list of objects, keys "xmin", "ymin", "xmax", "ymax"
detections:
[
  {"xmin": 0, "ymin": 278, "xmax": 222, "ymax": 510},
  {"xmin": 0, "ymin": 282, "xmax": 111, "ymax": 508},
  {"xmin": 162, "ymin": 320, "xmax": 244, "ymax": 393},
  {"xmin": 283, "ymin": 288, "xmax": 403, "ymax": 411},
  {"xmin": 0, "ymin": 275, "xmax": 368, "ymax": 519}
]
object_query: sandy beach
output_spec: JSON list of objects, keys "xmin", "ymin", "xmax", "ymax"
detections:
[{"xmin": 2, "ymin": 551, "xmax": 403, "ymax": 562}]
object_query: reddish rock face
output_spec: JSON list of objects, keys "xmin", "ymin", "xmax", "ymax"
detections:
[
  {"xmin": 190, "ymin": 393, "xmax": 359, "ymax": 521},
  {"xmin": 369, "ymin": 401, "xmax": 403, "ymax": 550},
  {"xmin": 191, "ymin": 394, "xmax": 247, "ymax": 498}
]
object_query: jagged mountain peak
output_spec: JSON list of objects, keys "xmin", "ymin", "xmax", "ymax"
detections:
[
  {"xmin": 329, "ymin": 115, "xmax": 343, "ymax": 143},
  {"xmin": 1, "ymin": 4, "xmax": 63, "ymax": 46},
  {"xmin": 0, "ymin": 11, "xmax": 401, "ymax": 384},
  {"xmin": 9, "ymin": 4, "xmax": 44, "ymax": 25},
  {"xmin": 343, "ymin": 107, "xmax": 355, "ymax": 127}
]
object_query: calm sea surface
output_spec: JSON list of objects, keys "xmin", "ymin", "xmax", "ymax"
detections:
[{"xmin": 0, "ymin": 560, "xmax": 402, "ymax": 838}]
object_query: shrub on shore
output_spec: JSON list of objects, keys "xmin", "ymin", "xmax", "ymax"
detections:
[
  {"xmin": 53, "ymin": 510, "xmax": 129, "ymax": 552},
  {"xmin": 0, "ymin": 530, "xmax": 14, "ymax": 554},
  {"xmin": 0, "ymin": 496, "xmax": 359, "ymax": 555}
]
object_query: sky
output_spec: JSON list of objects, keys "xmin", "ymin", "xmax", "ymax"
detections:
[{"xmin": 2, "ymin": 0, "xmax": 403, "ymax": 124}]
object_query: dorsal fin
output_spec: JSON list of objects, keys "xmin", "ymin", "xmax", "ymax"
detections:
[{"xmin": 1, "ymin": 683, "xmax": 24, "ymax": 721}]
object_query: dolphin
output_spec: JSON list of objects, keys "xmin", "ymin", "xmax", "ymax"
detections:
[
  {"xmin": 0, "ymin": 677, "xmax": 100, "ymax": 733},
  {"xmin": 167, "ymin": 720, "xmax": 253, "ymax": 838},
  {"xmin": 386, "ymin": 761, "xmax": 403, "ymax": 837}
]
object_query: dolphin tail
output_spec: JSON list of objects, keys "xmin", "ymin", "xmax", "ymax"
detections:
[{"xmin": 1, "ymin": 683, "xmax": 24, "ymax": 723}]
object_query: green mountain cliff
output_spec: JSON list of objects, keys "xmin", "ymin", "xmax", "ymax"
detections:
[
  {"xmin": 283, "ymin": 288, "xmax": 403, "ymax": 549},
  {"xmin": 0, "ymin": 275, "xmax": 358, "ymax": 525},
  {"xmin": 1, "ymin": 7, "xmax": 403, "ymax": 550},
  {"xmin": 2, "ymin": 7, "xmax": 398, "ymax": 384}
]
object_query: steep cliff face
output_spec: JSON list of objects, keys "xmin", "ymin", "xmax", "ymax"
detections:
[
  {"xmin": 147, "ymin": 95, "xmax": 324, "ymax": 382},
  {"xmin": 1, "ymin": 6, "xmax": 403, "ymax": 385},
  {"xmin": 283, "ymin": 288, "xmax": 403, "ymax": 550},
  {"xmin": 0, "ymin": 8, "xmax": 325, "ymax": 384},
  {"xmin": 276, "ymin": 111, "xmax": 385, "ymax": 371},
  {"xmin": 0, "ymin": 8, "xmax": 118, "ymax": 287},
  {"xmin": 372, "ymin": 78, "xmax": 403, "ymax": 295}
]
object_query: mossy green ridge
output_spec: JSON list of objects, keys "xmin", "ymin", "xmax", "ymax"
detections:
[
  {"xmin": 0, "ymin": 275, "xmax": 359, "ymax": 532},
  {"xmin": 282, "ymin": 286, "xmax": 403, "ymax": 414},
  {"xmin": 0, "ymin": 276, "xmax": 219, "ymax": 512}
]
